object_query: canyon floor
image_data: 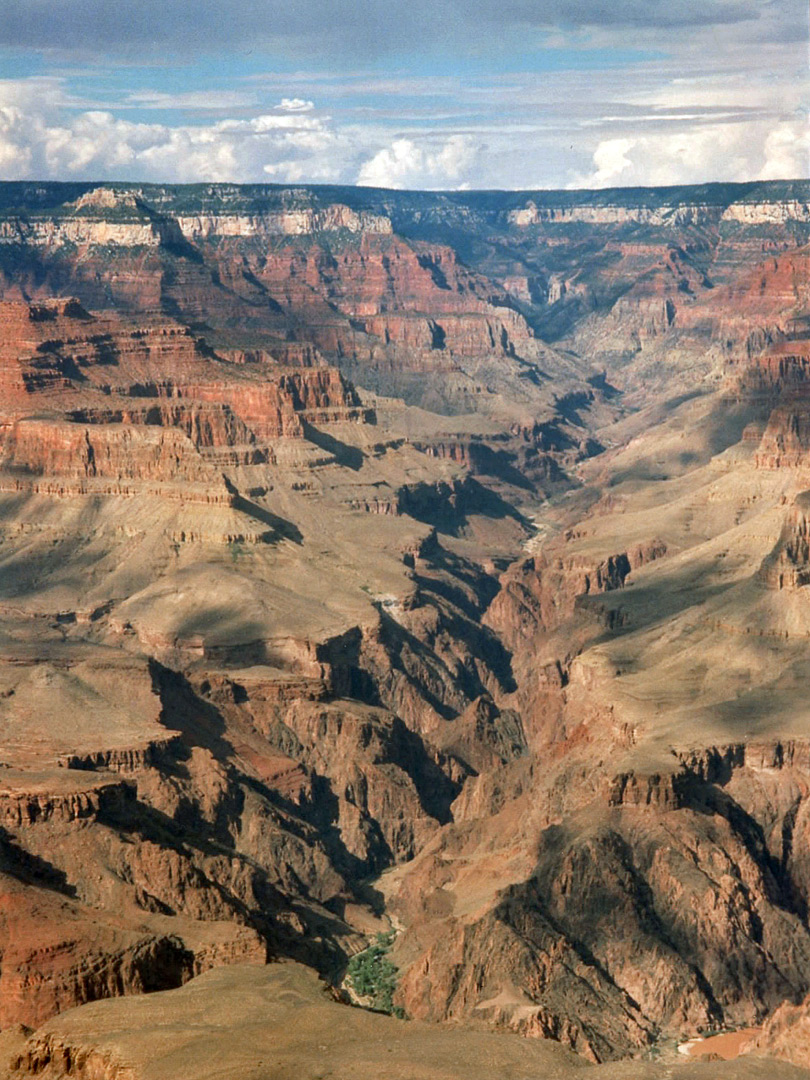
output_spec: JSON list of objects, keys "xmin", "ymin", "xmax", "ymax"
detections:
[{"xmin": 1, "ymin": 179, "xmax": 810, "ymax": 1076}]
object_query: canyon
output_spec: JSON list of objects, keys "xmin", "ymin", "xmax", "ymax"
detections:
[{"xmin": 0, "ymin": 178, "xmax": 809, "ymax": 1078}]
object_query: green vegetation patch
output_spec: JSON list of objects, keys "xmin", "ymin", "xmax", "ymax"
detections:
[{"xmin": 346, "ymin": 931, "xmax": 404, "ymax": 1017}]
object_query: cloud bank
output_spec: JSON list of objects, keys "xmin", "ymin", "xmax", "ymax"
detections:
[
  {"xmin": 0, "ymin": 79, "xmax": 356, "ymax": 183},
  {"xmin": 0, "ymin": 0, "xmax": 805, "ymax": 188}
]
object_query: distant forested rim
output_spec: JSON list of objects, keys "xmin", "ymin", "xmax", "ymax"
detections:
[{"xmin": 0, "ymin": 177, "xmax": 808, "ymax": 218}]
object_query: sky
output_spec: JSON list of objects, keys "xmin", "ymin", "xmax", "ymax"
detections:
[{"xmin": 0, "ymin": 0, "xmax": 807, "ymax": 190}]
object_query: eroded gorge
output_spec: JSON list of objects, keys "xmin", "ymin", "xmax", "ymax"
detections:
[{"xmin": 0, "ymin": 179, "xmax": 810, "ymax": 1078}]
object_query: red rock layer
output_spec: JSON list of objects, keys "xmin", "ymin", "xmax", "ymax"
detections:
[{"xmin": 0, "ymin": 299, "xmax": 373, "ymax": 482}]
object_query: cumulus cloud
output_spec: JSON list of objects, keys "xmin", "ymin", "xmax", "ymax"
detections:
[
  {"xmin": 357, "ymin": 135, "xmax": 480, "ymax": 189},
  {"xmin": 1, "ymin": 71, "xmax": 803, "ymax": 190},
  {"xmin": 0, "ymin": 23, "xmax": 804, "ymax": 192},
  {"xmin": 571, "ymin": 116, "xmax": 809, "ymax": 188},
  {"xmin": 0, "ymin": 78, "xmax": 355, "ymax": 183},
  {"xmin": 585, "ymin": 138, "xmax": 636, "ymax": 186},
  {"xmin": 760, "ymin": 122, "xmax": 810, "ymax": 181},
  {"xmin": 0, "ymin": 77, "xmax": 485, "ymax": 188}
]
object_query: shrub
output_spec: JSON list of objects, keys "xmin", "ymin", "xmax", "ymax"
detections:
[{"xmin": 346, "ymin": 931, "xmax": 404, "ymax": 1016}]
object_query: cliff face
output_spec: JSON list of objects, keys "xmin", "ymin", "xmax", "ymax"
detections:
[
  {"xmin": 3, "ymin": 180, "xmax": 810, "ymax": 1073},
  {"xmin": 504, "ymin": 197, "xmax": 810, "ymax": 228},
  {"xmin": 0, "ymin": 186, "xmax": 584, "ymax": 428},
  {"xmin": 0, "ymin": 299, "xmax": 373, "ymax": 478},
  {"xmin": 7, "ymin": 179, "xmax": 806, "ymax": 423},
  {"xmin": 0, "ymin": 281, "xmax": 535, "ymax": 1032}
]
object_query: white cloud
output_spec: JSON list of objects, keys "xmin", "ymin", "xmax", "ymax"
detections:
[
  {"xmin": 760, "ymin": 121, "xmax": 810, "ymax": 181},
  {"xmin": 571, "ymin": 116, "xmax": 809, "ymax": 188},
  {"xmin": 586, "ymin": 138, "xmax": 636, "ymax": 186},
  {"xmin": 0, "ymin": 61, "xmax": 804, "ymax": 190},
  {"xmin": 279, "ymin": 98, "xmax": 315, "ymax": 112},
  {"xmin": 124, "ymin": 90, "xmax": 260, "ymax": 110},
  {"xmin": 357, "ymin": 134, "xmax": 480, "ymax": 189},
  {"xmin": 0, "ymin": 78, "xmax": 356, "ymax": 183}
]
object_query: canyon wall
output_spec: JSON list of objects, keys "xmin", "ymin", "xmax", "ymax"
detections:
[{"xmin": 0, "ymin": 180, "xmax": 809, "ymax": 1074}]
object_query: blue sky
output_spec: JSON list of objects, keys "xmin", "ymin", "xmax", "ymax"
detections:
[{"xmin": 0, "ymin": 0, "xmax": 806, "ymax": 188}]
